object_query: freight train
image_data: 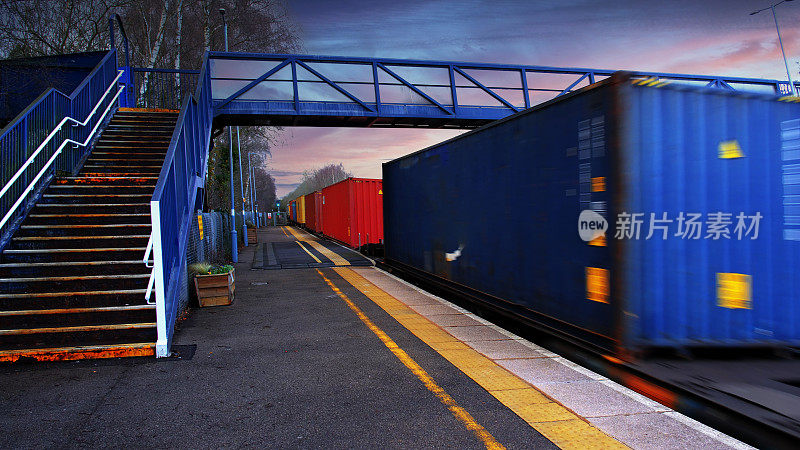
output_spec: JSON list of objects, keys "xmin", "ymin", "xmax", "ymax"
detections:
[
  {"xmin": 381, "ymin": 72, "xmax": 800, "ymax": 358},
  {"xmin": 286, "ymin": 177, "xmax": 383, "ymax": 252}
]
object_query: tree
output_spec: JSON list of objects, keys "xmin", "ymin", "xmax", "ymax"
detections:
[
  {"xmin": 283, "ymin": 163, "xmax": 353, "ymax": 202},
  {"xmin": 0, "ymin": 0, "xmax": 299, "ymax": 216},
  {"xmin": 252, "ymin": 167, "xmax": 277, "ymax": 213},
  {"xmin": 204, "ymin": 126, "xmax": 275, "ymax": 213},
  {"xmin": 0, "ymin": 0, "xmax": 127, "ymax": 58}
]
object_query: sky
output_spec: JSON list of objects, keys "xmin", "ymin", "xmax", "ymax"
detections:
[{"xmin": 267, "ymin": 0, "xmax": 800, "ymax": 196}]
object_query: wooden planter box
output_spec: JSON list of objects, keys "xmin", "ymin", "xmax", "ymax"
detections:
[
  {"xmin": 247, "ymin": 227, "xmax": 257, "ymax": 244},
  {"xmin": 194, "ymin": 269, "xmax": 235, "ymax": 307}
]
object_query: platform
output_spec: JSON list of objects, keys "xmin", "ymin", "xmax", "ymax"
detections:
[{"xmin": 0, "ymin": 227, "xmax": 751, "ymax": 448}]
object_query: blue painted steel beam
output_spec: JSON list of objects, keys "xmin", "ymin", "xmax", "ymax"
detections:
[{"xmin": 208, "ymin": 52, "xmax": 800, "ymax": 128}]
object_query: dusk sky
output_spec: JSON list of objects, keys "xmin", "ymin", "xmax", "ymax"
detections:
[{"xmin": 269, "ymin": 0, "xmax": 800, "ymax": 196}]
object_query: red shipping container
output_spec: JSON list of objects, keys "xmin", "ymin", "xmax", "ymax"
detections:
[
  {"xmin": 304, "ymin": 192, "xmax": 323, "ymax": 232},
  {"xmin": 321, "ymin": 178, "xmax": 383, "ymax": 249}
]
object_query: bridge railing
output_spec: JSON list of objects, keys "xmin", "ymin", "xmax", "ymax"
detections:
[
  {"xmin": 0, "ymin": 50, "xmax": 121, "ymax": 250},
  {"xmin": 146, "ymin": 54, "xmax": 212, "ymax": 357},
  {"xmin": 209, "ymin": 53, "xmax": 797, "ymax": 126},
  {"xmin": 132, "ymin": 68, "xmax": 201, "ymax": 110}
]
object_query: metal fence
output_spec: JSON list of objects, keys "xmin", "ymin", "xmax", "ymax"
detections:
[{"xmin": 132, "ymin": 68, "xmax": 200, "ymax": 110}]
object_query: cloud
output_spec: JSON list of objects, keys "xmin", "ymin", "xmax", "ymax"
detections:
[{"xmin": 269, "ymin": 0, "xmax": 800, "ymax": 197}]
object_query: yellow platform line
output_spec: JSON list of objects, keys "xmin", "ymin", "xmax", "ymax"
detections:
[
  {"xmin": 296, "ymin": 241, "xmax": 321, "ymax": 263},
  {"xmin": 333, "ymin": 267, "xmax": 627, "ymax": 450},
  {"xmin": 285, "ymin": 227, "xmax": 350, "ymax": 266},
  {"xmin": 315, "ymin": 269, "xmax": 504, "ymax": 450}
]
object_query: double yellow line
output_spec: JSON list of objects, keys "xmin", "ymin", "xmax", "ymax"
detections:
[
  {"xmin": 283, "ymin": 226, "xmax": 350, "ymax": 266},
  {"xmin": 316, "ymin": 269, "xmax": 505, "ymax": 449},
  {"xmin": 326, "ymin": 267, "xmax": 627, "ymax": 450}
]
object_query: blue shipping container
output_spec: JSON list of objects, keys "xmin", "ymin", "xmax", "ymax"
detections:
[{"xmin": 383, "ymin": 73, "xmax": 800, "ymax": 356}]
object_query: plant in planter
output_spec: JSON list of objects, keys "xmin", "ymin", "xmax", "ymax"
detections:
[
  {"xmin": 189, "ymin": 262, "xmax": 235, "ymax": 307},
  {"xmin": 246, "ymin": 220, "xmax": 258, "ymax": 244}
]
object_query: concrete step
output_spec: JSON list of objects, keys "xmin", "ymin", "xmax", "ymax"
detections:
[
  {"xmin": 1, "ymin": 247, "xmax": 148, "ymax": 263},
  {"xmin": 8, "ymin": 235, "xmax": 150, "ymax": 250},
  {"xmin": 0, "ymin": 342, "xmax": 155, "ymax": 362},
  {"xmin": 0, "ymin": 305, "xmax": 155, "ymax": 329},
  {"xmin": 24, "ymin": 213, "xmax": 150, "ymax": 225},
  {"xmin": 77, "ymin": 172, "xmax": 162, "ymax": 177},
  {"xmin": 47, "ymin": 185, "xmax": 154, "ymax": 195},
  {"xmin": 87, "ymin": 152, "xmax": 166, "ymax": 159},
  {"xmin": 53, "ymin": 177, "xmax": 158, "ymax": 186},
  {"xmin": 79, "ymin": 165, "xmax": 162, "ymax": 174},
  {"xmin": 82, "ymin": 159, "xmax": 164, "ymax": 167},
  {"xmin": 0, "ymin": 261, "xmax": 151, "ymax": 277},
  {"xmin": 31, "ymin": 203, "xmax": 151, "ymax": 215},
  {"xmin": 0, "ymin": 289, "xmax": 149, "ymax": 310},
  {"xmin": 39, "ymin": 194, "xmax": 153, "ymax": 204},
  {"xmin": 93, "ymin": 144, "xmax": 171, "ymax": 151},
  {"xmin": 94, "ymin": 140, "xmax": 170, "ymax": 148},
  {"xmin": 0, "ymin": 273, "xmax": 149, "ymax": 294},
  {"xmin": 0, "ymin": 322, "xmax": 157, "ymax": 351},
  {"xmin": 15, "ymin": 224, "xmax": 151, "ymax": 237}
]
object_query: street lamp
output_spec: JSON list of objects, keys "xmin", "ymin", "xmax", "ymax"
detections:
[
  {"xmin": 236, "ymin": 127, "xmax": 247, "ymax": 246},
  {"xmin": 248, "ymin": 152, "xmax": 258, "ymax": 226},
  {"xmin": 220, "ymin": 8, "xmax": 246, "ymax": 258},
  {"xmin": 751, "ymin": 0, "xmax": 796, "ymax": 95}
]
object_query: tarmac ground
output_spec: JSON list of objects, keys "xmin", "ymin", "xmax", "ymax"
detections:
[{"xmin": 0, "ymin": 227, "xmax": 751, "ymax": 449}]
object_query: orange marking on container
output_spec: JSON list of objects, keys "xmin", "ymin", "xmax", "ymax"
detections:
[
  {"xmin": 591, "ymin": 176, "xmax": 606, "ymax": 192},
  {"xmin": 586, "ymin": 267, "xmax": 609, "ymax": 303},
  {"xmin": 588, "ymin": 234, "xmax": 606, "ymax": 247}
]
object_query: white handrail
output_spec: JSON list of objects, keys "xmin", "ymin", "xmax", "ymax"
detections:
[
  {"xmin": 0, "ymin": 70, "xmax": 125, "ymax": 202},
  {"xmin": 0, "ymin": 84, "xmax": 125, "ymax": 231},
  {"xmin": 144, "ymin": 233, "xmax": 156, "ymax": 304},
  {"xmin": 145, "ymin": 267, "xmax": 156, "ymax": 304},
  {"xmin": 143, "ymin": 234, "xmax": 154, "ymax": 268}
]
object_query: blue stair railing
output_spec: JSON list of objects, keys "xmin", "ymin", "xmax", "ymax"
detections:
[
  {"xmin": 131, "ymin": 67, "xmax": 200, "ymax": 110},
  {"xmin": 0, "ymin": 50, "xmax": 123, "ymax": 251},
  {"xmin": 144, "ymin": 54, "xmax": 212, "ymax": 357}
]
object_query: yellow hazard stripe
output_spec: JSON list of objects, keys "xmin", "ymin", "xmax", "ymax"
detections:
[
  {"xmin": 295, "ymin": 241, "xmax": 321, "ymax": 263},
  {"xmin": 285, "ymin": 226, "xmax": 350, "ymax": 266},
  {"xmin": 315, "ymin": 269, "xmax": 505, "ymax": 450},
  {"xmin": 632, "ymin": 77, "xmax": 669, "ymax": 88},
  {"xmin": 333, "ymin": 267, "xmax": 627, "ymax": 450}
]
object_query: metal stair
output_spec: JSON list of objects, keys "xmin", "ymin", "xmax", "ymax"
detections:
[{"xmin": 0, "ymin": 109, "xmax": 178, "ymax": 362}]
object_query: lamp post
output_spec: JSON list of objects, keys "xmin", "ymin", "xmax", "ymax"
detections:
[
  {"xmin": 220, "ymin": 8, "xmax": 238, "ymax": 261},
  {"xmin": 248, "ymin": 152, "xmax": 258, "ymax": 226},
  {"xmin": 236, "ymin": 128, "xmax": 248, "ymax": 246},
  {"xmin": 751, "ymin": 0, "xmax": 796, "ymax": 95}
]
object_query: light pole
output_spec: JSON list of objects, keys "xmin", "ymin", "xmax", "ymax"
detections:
[
  {"xmin": 236, "ymin": 127, "xmax": 247, "ymax": 246},
  {"xmin": 220, "ymin": 8, "xmax": 238, "ymax": 261},
  {"xmin": 248, "ymin": 152, "xmax": 258, "ymax": 226},
  {"xmin": 751, "ymin": 0, "xmax": 796, "ymax": 95}
]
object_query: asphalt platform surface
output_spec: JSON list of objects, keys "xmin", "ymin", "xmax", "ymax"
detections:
[{"xmin": 0, "ymin": 227, "xmax": 555, "ymax": 448}]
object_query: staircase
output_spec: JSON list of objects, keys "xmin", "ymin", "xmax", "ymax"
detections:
[{"xmin": 0, "ymin": 109, "xmax": 178, "ymax": 362}]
